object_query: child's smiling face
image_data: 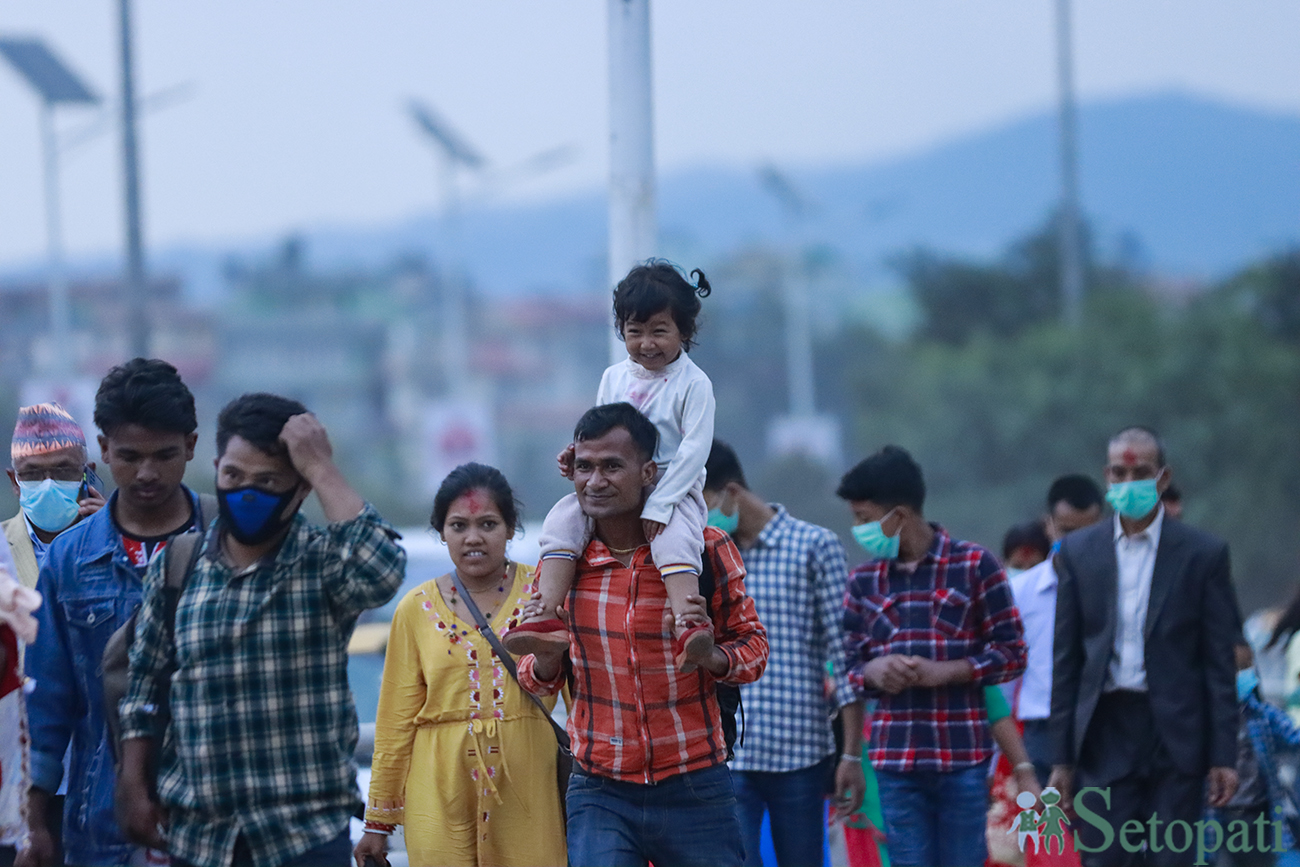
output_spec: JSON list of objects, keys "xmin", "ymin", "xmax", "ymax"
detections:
[{"xmin": 622, "ymin": 308, "xmax": 683, "ymax": 372}]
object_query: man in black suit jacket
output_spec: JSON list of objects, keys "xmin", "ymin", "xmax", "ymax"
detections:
[{"xmin": 1049, "ymin": 426, "xmax": 1240, "ymax": 866}]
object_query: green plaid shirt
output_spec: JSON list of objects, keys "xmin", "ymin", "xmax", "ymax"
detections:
[{"xmin": 120, "ymin": 504, "xmax": 405, "ymax": 867}]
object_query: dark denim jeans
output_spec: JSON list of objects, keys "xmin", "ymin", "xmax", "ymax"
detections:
[
  {"xmin": 173, "ymin": 830, "xmax": 350, "ymax": 867},
  {"xmin": 874, "ymin": 759, "xmax": 990, "ymax": 867},
  {"xmin": 733, "ymin": 757, "xmax": 832, "ymax": 867},
  {"xmin": 566, "ymin": 764, "xmax": 746, "ymax": 867}
]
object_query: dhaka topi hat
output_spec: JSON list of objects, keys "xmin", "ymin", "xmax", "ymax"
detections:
[{"xmin": 11, "ymin": 402, "xmax": 87, "ymax": 463}]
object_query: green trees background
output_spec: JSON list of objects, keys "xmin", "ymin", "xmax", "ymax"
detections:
[{"xmin": 702, "ymin": 224, "xmax": 1300, "ymax": 613}]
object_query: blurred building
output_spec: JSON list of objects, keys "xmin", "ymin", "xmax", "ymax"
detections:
[{"xmin": 0, "ymin": 273, "xmax": 217, "ymax": 445}]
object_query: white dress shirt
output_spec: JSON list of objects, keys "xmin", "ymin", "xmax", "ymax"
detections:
[
  {"xmin": 1009, "ymin": 558, "xmax": 1059, "ymax": 720},
  {"xmin": 1107, "ymin": 506, "xmax": 1165, "ymax": 692}
]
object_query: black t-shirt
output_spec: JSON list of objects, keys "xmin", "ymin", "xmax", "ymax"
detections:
[{"xmin": 112, "ymin": 487, "xmax": 198, "ymax": 575}]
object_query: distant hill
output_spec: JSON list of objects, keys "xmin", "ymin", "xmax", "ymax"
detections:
[{"xmin": 18, "ymin": 91, "xmax": 1300, "ymax": 300}]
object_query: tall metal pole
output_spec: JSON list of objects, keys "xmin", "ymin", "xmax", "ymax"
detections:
[
  {"xmin": 606, "ymin": 0, "xmax": 656, "ymax": 363},
  {"xmin": 439, "ymin": 154, "xmax": 469, "ymax": 397},
  {"xmin": 1055, "ymin": 0, "xmax": 1084, "ymax": 324},
  {"xmin": 39, "ymin": 102, "xmax": 71, "ymax": 380},
  {"xmin": 118, "ymin": 0, "xmax": 149, "ymax": 358},
  {"xmin": 784, "ymin": 263, "xmax": 815, "ymax": 418}
]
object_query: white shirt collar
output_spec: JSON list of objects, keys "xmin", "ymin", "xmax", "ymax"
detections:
[
  {"xmin": 1113, "ymin": 503, "xmax": 1165, "ymax": 546},
  {"xmin": 625, "ymin": 351, "xmax": 688, "ymax": 380}
]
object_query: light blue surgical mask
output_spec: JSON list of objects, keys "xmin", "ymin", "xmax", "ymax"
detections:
[
  {"xmin": 1106, "ymin": 474, "xmax": 1163, "ymax": 521},
  {"xmin": 707, "ymin": 507, "xmax": 739, "ymax": 535},
  {"xmin": 852, "ymin": 509, "xmax": 901, "ymax": 560},
  {"xmin": 19, "ymin": 478, "xmax": 83, "ymax": 533},
  {"xmin": 1237, "ymin": 668, "xmax": 1260, "ymax": 702}
]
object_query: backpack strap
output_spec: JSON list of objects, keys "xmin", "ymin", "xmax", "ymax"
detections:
[
  {"xmin": 696, "ymin": 541, "xmax": 745, "ymax": 756},
  {"xmin": 195, "ymin": 493, "xmax": 218, "ymax": 533},
  {"xmin": 164, "ymin": 531, "xmax": 205, "ymax": 591}
]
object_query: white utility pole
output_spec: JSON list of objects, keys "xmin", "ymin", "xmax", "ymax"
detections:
[
  {"xmin": 606, "ymin": 0, "xmax": 657, "ymax": 363},
  {"xmin": 118, "ymin": 0, "xmax": 149, "ymax": 357},
  {"xmin": 1056, "ymin": 0, "xmax": 1085, "ymax": 324}
]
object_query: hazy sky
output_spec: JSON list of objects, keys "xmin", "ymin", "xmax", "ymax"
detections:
[{"xmin": 0, "ymin": 1, "xmax": 1297, "ymax": 269}]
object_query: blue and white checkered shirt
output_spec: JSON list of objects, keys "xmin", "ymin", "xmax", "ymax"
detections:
[{"xmin": 730, "ymin": 505, "xmax": 855, "ymax": 773}]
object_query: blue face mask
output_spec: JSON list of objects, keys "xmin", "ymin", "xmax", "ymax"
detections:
[
  {"xmin": 1237, "ymin": 668, "xmax": 1260, "ymax": 702},
  {"xmin": 217, "ymin": 484, "xmax": 302, "ymax": 545},
  {"xmin": 19, "ymin": 478, "xmax": 83, "ymax": 533},
  {"xmin": 1106, "ymin": 475, "xmax": 1163, "ymax": 520},
  {"xmin": 852, "ymin": 509, "xmax": 901, "ymax": 560},
  {"xmin": 707, "ymin": 507, "xmax": 739, "ymax": 535}
]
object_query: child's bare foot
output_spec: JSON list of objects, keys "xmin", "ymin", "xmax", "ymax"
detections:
[{"xmin": 673, "ymin": 622, "xmax": 715, "ymax": 673}]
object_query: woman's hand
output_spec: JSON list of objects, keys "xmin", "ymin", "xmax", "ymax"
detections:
[
  {"xmin": 556, "ymin": 444, "xmax": 576, "ymax": 480},
  {"xmin": 353, "ymin": 831, "xmax": 390, "ymax": 867}
]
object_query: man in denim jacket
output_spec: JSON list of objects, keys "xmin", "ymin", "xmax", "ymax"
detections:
[{"xmin": 20, "ymin": 359, "xmax": 203, "ymax": 867}]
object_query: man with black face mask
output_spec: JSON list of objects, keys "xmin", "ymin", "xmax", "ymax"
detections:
[{"xmin": 114, "ymin": 393, "xmax": 406, "ymax": 867}]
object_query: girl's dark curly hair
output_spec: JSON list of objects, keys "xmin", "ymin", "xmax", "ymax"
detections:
[{"xmin": 612, "ymin": 259, "xmax": 712, "ymax": 350}]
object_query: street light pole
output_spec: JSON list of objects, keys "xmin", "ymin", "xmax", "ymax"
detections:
[
  {"xmin": 118, "ymin": 0, "xmax": 149, "ymax": 358},
  {"xmin": 1055, "ymin": 0, "xmax": 1085, "ymax": 324},
  {"xmin": 606, "ymin": 0, "xmax": 656, "ymax": 363},
  {"xmin": 39, "ymin": 102, "xmax": 71, "ymax": 378},
  {"xmin": 0, "ymin": 38, "xmax": 99, "ymax": 385}
]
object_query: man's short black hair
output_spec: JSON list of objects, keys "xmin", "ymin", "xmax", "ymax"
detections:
[
  {"xmin": 704, "ymin": 439, "xmax": 747, "ymax": 492},
  {"xmin": 1110, "ymin": 425, "xmax": 1166, "ymax": 467},
  {"xmin": 216, "ymin": 393, "xmax": 309, "ymax": 458},
  {"xmin": 93, "ymin": 358, "xmax": 197, "ymax": 437},
  {"xmin": 573, "ymin": 403, "xmax": 658, "ymax": 464},
  {"xmin": 836, "ymin": 445, "xmax": 925, "ymax": 513},
  {"xmin": 1047, "ymin": 474, "xmax": 1104, "ymax": 512},
  {"xmin": 1161, "ymin": 483, "xmax": 1182, "ymax": 504}
]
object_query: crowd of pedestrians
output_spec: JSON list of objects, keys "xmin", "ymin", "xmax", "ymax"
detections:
[{"xmin": 2, "ymin": 260, "xmax": 1299, "ymax": 867}]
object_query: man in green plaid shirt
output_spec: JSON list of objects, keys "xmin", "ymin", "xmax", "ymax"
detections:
[{"xmin": 115, "ymin": 394, "xmax": 405, "ymax": 867}]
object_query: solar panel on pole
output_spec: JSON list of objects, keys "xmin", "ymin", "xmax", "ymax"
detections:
[
  {"xmin": 0, "ymin": 39, "xmax": 98, "ymax": 105},
  {"xmin": 0, "ymin": 39, "xmax": 99, "ymax": 385}
]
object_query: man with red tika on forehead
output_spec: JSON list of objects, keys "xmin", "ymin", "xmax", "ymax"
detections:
[{"xmin": 1049, "ymin": 425, "xmax": 1242, "ymax": 866}]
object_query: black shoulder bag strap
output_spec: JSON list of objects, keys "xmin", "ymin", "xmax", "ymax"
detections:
[{"xmin": 449, "ymin": 568, "xmax": 572, "ymax": 753}]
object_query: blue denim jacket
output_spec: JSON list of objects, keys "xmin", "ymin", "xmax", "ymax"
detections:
[{"xmin": 25, "ymin": 488, "xmax": 202, "ymax": 866}]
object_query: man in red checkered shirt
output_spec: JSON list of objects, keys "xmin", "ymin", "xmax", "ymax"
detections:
[{"xmin": 518, "ymin": 402, "xmax": 768, "ymax": 867}]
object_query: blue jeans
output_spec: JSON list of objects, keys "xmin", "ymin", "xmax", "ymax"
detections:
[
  {"xmin": 874, "ymin": 759, "xmax": 990, "ymax": 867},
  {"xmin": 566, "ymin": 764, "xmax": 746, "ymax": 867},
  {"xmin": 733, "ymin": 757, "xmax": 832, "ymax": 866},
  {"xmin": 173, "ymin": 829, "xmax": 351, "ymax": 867}
]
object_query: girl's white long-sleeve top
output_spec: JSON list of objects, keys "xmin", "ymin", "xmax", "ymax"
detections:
[{"xmin": 596, "ymin": 352, "xmax": 716, "ymax": 525}]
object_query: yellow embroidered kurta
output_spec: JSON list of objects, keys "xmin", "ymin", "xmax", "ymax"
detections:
[{"xmin": 364, "ymin": 563, "xmax": 566, "ymax": 866}]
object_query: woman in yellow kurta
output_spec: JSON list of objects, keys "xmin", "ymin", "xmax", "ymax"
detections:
[{"xmin": 353, "ymin": 464, "xmax": 567, "ymax": 867}]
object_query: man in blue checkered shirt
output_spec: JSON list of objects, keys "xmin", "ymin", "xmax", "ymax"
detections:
[
  {"xmin": 833, "ymin": 445, "xmax": 1025, "ymax": 867},
  {"xmin": 703, "ymin": 441, "xmax": 855, "ymax": 867},
  {"xmin": 115, "ymin": 394, "xmax": 406, "ymax": 867}
]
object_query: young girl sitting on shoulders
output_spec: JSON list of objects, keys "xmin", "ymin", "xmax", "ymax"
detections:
[{"xmin": 504, "ymin": 260, "xmax": 717, "ymax": 672}]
